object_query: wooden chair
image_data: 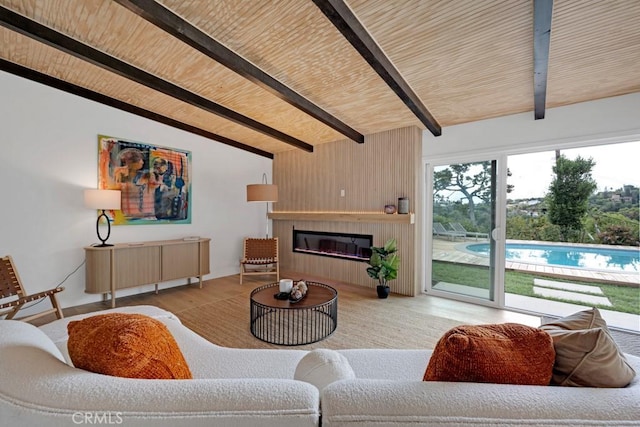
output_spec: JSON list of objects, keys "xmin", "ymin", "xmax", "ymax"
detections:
[
  {"xmin": 0, "ymin": 255, "xmax": 64, "ymax": 323},
  {"xmin": 239, "ymin": 238, "xmax": 279, "ymax": 284}
]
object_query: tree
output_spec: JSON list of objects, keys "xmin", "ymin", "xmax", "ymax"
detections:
[
  {"xmin": 546, "ymin": 155, "xmax": 597, "ymax": 241},
  {"xmin": 506, "ymin": 168, "xmax": 514, "ymax": 194},
  {"xmin": 433, "ymin": 162, "xmax": 492, "ymax": 226}
]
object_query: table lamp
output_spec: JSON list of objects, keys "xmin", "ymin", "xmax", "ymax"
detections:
[{"xmin": 84, "ymin": 189, "xmax": 121, "ymax": 247}]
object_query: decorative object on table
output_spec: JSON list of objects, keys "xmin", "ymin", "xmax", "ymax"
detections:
[
  {"xmin": 97, "ymin": 135, "xmax": 192, "ymax": 225},
  {"xmin": 365, "ymin": 238, "xmax": 399, "ymax": 299},
  {"xmin": 279, "ymin": 278, "xmax": 293, "ymax": 293},
  {"xmin": 84, "ymin": 189, "xmax": 121, "ymax": 247},
  {"xmin": 289, "ymin": 280, "xmax": 308, "ymax": 303},
  {"xmin": 246, "ymin": 172, "xmax": 278, "ymax": 238},
  {"xmin": 274, "ymin": 291, "xmax": 290, "ymax": 300},
  {"xmin": 274, "ymin": 278, "xmax": 294, "ymax": 300},
  {"xmin": 273, "ymin": 279, "xmax": 308, "ymax": 301},
  {"xmin": 398, "ymin": 197, "xmax": 409, "ymax": 214},
  {"xmin": 384, "ymin": 204, "xmax": 397, "ymax": 214}
]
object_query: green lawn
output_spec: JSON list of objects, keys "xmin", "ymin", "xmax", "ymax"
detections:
[{"xmin": 432, "ymin": 261, "xmax": 640, "ymax": 315}]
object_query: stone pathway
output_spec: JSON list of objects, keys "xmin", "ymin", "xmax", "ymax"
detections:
[
  {"xmin": 533, "ymin": 278, "xmax": 605, "ymax": 295},
  {"xmin": 532, "ymin": 278, "xmax": 612, "ymax": 307}
]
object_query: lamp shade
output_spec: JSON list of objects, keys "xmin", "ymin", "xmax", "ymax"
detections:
[
  {"xmin": 246, "ymin": 184, "xmax": 278, "ymax": 202},
  {"xmin": 84, "ymin": 189, "xmax": 121, "ymax": 210}
]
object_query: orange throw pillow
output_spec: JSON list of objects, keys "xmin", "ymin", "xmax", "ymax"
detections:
[
  {"xmin": 424, "ymin": 323, "xmax": 554, "ymax": 385},
  {"xmin": 67, "ymin": 313, "xmax": 192, "ymax": 379}
]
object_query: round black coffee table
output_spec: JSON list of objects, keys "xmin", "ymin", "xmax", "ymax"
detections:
[{"xmin": 250, "ymin": 281, "xmax": 338, "ymax": 346}]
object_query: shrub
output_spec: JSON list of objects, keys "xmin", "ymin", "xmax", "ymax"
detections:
[{"xmin": 597, "ymin": 225, "xmax": 639, "ymax": 246}]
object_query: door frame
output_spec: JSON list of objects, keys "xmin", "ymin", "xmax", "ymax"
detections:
[{"xmin": 423, "ymin": 153, "xmax": 508, "ymax": 309}]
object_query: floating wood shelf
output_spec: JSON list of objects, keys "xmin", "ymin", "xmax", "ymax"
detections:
[{"xmin": 268, "ymin": 211, "xmax": 414, "ymax": 224}]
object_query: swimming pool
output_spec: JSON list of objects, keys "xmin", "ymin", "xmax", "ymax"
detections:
[{"xmin": 465, "ymin": 242, "xmax": 639, "ymax": 272}]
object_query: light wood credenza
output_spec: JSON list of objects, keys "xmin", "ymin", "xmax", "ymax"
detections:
[{"xmin": 84, "ymin": 238, "xmax": 210, "ymax": 308}]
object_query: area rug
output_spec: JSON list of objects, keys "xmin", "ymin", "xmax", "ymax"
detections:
[
  {"xmin": 178, "ymin": 299, "xmax": 640, "ymax": 356},
  {"xmin": 177, "ymin": 294, "xmax": 465, "ymax": 351}
]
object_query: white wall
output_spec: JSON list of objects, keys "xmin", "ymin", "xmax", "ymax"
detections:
[
  {"xmin": 0, "ymin": 71, "xmax": 272, "ymax": 313},
  {"xmin": 423, "ymin": 92, "xmax": 640, "ymax": 158}
]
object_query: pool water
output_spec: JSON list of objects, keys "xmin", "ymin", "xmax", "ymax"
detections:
[{"xmin": 466, "ymin": 242, "xmax": 639, "ymax": 272}]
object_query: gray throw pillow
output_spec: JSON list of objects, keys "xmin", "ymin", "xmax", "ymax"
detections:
[{"xmin": 540, "ymin": 307, "xmax": 636, "ymax": 387}]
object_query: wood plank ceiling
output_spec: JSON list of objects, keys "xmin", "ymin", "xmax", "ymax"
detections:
[{"xmin": 1, "ymin": 0, "xmax": 639, "ymax": 158}]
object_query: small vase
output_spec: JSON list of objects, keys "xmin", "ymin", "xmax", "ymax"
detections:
[
  {"xmin": 384, "ymin": 204, "xmax": 396, "ymax": 214},
  {"xmin": 398, "ymin": 197, "xmax": 409, "ymax": 214},
  {"xmin": 279, "ymin": 279, "xmax": 293, "ymax": 293},
  {"xmin": 376, "ymin": 284, "xmax": 390, "ymax": 299}
]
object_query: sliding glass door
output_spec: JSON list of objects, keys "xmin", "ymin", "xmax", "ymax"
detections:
[
  {"xmin": 424, "ymin": 141, "xmax": 639, "ymax": 332},
  {"xmin": 426, "ymin": 159, "xmax": 503, "ymax": 305}
]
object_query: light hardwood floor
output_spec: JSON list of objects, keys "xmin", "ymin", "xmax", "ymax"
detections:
[{"xmin": 32, "ymin": 272, "xmax": 541, "ymax": 349}]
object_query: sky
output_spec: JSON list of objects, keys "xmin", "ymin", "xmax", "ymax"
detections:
[{"xmin": 507, "ymin": 140, "xmax": 640, "ymax": 200}]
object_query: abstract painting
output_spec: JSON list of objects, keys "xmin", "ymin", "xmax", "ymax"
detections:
[{"xmin": 98, "ymin": 135, "xmax": 192, "ymax": 225}]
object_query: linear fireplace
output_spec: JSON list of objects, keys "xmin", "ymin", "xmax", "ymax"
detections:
[{"xmin": 293, "ymin": 229, "xmax": 373, "ymax": 262}]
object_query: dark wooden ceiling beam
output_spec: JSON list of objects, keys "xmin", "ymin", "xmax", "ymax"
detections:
[
  {"xmin": 114, "ymin": 0, "xmax": 364, "ymax": 144},
  {"xmin": 0, "ymin": 6, "xmax": 313, "ymax": 152},
  {"xmin": 533, "ymin": 0, "xmax": 554, "ymax": 120},
  {"xmin": 0, "ymin": 58, "xmax": 274, "ymax": 158},
  {"xmin": 312, "ymin": 0, "xmax": 441, "ymax": 137}
]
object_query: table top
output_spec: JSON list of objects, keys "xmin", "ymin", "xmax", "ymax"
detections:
[
  {"xmin": 251, "ymin": 281, "xmax": 337, "ymax": 309},
  {"xmin": 85, "ymin": 237, "xmax": 210, "ymax": 250}
]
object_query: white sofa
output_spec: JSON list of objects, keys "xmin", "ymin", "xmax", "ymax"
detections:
[{"xmin": 1, "ymin": 305, "xmax": 639, "ymax": 427}]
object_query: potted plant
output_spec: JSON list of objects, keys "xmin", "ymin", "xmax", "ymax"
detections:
[{"xmin": 365, "ymin": 238, "xmax": 399, "ymax": 299}]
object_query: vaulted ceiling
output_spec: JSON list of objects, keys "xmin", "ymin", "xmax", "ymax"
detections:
[{"xmin": 1, "ymin": 0, "xmax": 639, "ymax": 158}]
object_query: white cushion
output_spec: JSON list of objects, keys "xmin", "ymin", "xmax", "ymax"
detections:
[
  {"xmin": 295, "ymin": 349, "xmax": 355, "ymax": 391},
  {"xmin": 321, "ymin": 376, "xmax": 640, "ymax": 427},
  {"xmin": 337, "ymin": 348, "xmax": 431, "ymax": 380}
]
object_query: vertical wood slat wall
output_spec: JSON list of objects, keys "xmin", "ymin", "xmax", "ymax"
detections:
[{"xmin": 273, "ymin": 126, "xmax": 422, "ymax": 296}]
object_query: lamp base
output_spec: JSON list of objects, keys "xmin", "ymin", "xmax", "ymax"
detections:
[
  {"xmin": 95, "ymin": 210, "xmax": 113, "ymax": 247},
  {"xmin": 93, "ymin": 243, "xmax": 114, "ymax": 247}
]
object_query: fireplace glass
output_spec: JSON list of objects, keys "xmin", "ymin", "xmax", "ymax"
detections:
[{"xmin": 293, "ymin": 230, "xmax": 372, "ymax": 262}]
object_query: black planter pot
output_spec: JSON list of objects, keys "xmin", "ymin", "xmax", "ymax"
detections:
[{"xmin": 376, "ymin": 285, "xmax": 391, "ymax": 299}]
